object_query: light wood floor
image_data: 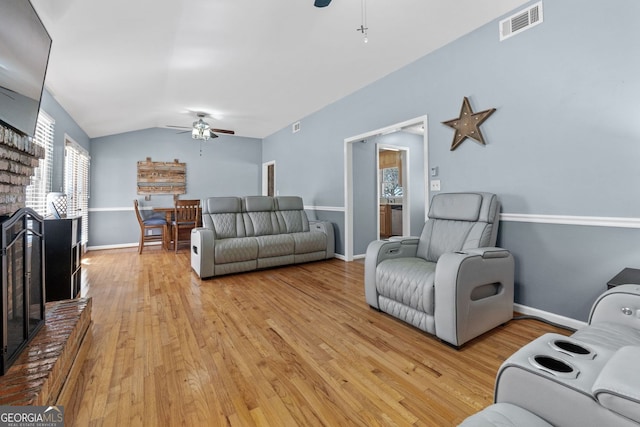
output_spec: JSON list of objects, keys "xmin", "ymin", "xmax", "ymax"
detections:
[{"xmin": 69, "ymin": 247, "xmax": 570, "ymax": 426}]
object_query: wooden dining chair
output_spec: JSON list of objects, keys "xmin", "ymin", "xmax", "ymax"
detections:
[
  {"xmin": 134, "ymin": 199, "xmax": 168, "ymax": 253},
  {"xmin": 172, "ymin": 199, "xmax": 201, "ymax": 253}
]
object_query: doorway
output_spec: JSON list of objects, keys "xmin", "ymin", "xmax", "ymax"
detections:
[
  {"xmin": 377, "ymin": 145, "xmax": 409, "ymax": 240},
  {"xmin": 344, "ymin": 115, "xmax": 429, "ymax": 261},
  {"xmin": 262, "ymin": 161, "xmax": 275, "ymax": 196}
]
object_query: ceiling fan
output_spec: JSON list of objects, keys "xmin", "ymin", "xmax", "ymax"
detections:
[
  {"xmin": 314, "ymin": 0, "xmax": 332, "ymax": 7},
  {"xmin": 167, "ymin": 113, "xmax": 235, "ymax": 140}
]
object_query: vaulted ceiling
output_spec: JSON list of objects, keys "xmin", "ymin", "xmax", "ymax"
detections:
[{"xmin": 31, "ymin": 0, "xmax": 527, "ymax": 139}]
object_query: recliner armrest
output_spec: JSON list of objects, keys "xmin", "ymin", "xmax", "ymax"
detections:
[
  {"xmin": 191, "ymin": 227, "xmax": 215, "ymax": 278},
  {"xmin": 434, "ymin": 247, "xmax": 515, "ymax": 346},
  {"xmin": 309, "ymin": 220, "xmax": 335, "ymax": 258},
  {"xmin": 364, "ymin": 238, "xmax": 420, "ymax": 308}
]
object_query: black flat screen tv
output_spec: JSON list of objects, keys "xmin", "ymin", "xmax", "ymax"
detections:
[{"xmin": 0, "ymin": 1, "xmax": 52, "ymax": 137}]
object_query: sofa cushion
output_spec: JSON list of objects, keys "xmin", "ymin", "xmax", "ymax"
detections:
[
  {"xmin": 202, "ymin": 197, "xmax": 246, "ymax": 238},
  {"xmin": 214, "ymin": 237, "xmax": 258, "ymax": 264},
  {"xmin": 376, "ymin": 257, "xmax": 436, "ymax": 314},
  {"xmin": 243, "ymin": 196, "xmax": 280, "ymax": 236},
  {"xmin": 255, "ymin": 234, "xmax": 294, "ymax": 258},
  {"xmin": 290, "ymin": 232, "xmax": 326, "ymax": 254},
  {"xmin": 275, "ymin": 196, "xmax": 310, "ymax": 233},
  {"xmin": 459, "ymin": 403, "xmax": 553, "ymax": 427}
]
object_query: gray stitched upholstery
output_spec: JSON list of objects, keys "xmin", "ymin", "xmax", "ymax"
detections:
[
  {"xmin": 459, "ymin": 403, "xmax": 553, "ymax": 427},
  {"xmin": 417, "ymin": 192, "xmax": 498, "ymax": 262},
  {"xmin": 202, "ymin": 197, "xmax": 246, "ymax": 238},
  {"xmin": 191, "ymin": 196, "xmax": 335, "ymax": 278},
  {"xmin": 376, "ymin": 258, "xmax": 436, "ymax": 314},
  {"xmin": 364, "ymin": 192, "xmax": 514, "ymax": 347},
  {"xmin": 275, "ymin": 196, "xmax": 310, "ymax": 233}
]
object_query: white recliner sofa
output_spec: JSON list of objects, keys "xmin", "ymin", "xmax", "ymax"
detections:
[
  {"xmin": 364, "ymin": 192, "xmax": 515, "ymax": 347},
  {"xmin": 461, "ymin": 284, "xmax": 640, "ymax": 426}
]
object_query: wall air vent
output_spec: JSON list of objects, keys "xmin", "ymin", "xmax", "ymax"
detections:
[
  {"xmin": 292, "ymin": 121, "xmax": 301, "ymax": 133},
  {"xmin": 499, "ymin": 1, "xmax": 543, "ymax": 41}
]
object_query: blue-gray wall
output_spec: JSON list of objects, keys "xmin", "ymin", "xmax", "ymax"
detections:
[
  {"xmin": 262, "ymin": 0, "xmax": 640, "ymax": 321},
  {"xmin": 353, "ymin": 131, "xmax": 426, "ymax": 255},
  {"xmin": 40, "ymin": 90, "xmax": 90, "ymax": 191},
  {"xmin": 89, "ymin": 128, "xmax": 262, "ymax": 247}
]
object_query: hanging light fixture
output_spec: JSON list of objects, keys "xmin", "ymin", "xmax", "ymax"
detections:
[
  {"xmin": 191, "ymin": 114, "xmax": 211, "ymax": 141},
  {"xmin": 356, "ymin": 0, "xmax": 368, "ymax": 43}
]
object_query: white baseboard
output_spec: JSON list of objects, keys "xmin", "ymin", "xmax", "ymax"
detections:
[
  {"xmin": 87, "ymin": 242, "xmax": 150, "ymax": 251},
  {"xmin": 513, "ymin": 303, "xmax": 587, "ymax": 330}
]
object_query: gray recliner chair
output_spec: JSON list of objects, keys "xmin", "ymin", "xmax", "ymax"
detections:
[{"xmin": 364, "ymin": 192, "xmax": 514, "ymax": 347}]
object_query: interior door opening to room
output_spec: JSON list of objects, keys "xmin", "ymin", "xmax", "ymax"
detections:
[
  {"xmin": 378, "ymin": 145, "xmax": 409, "ymax": 240},
  {"xmin": 262, "ymin": 161, "xmax": 275, "ymax": 196},
  {"xmin": 344, "ymin": 115, "xmax": 428, "ymax": 261}
]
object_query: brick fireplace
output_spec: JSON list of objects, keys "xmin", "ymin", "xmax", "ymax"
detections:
[
  {"xmin": 0, "ymin": 123, "xmax": 47, "ymax": 374},
  {"xmin": 0, "ymin": 124, "xmax": 45, "ymax": 215}
]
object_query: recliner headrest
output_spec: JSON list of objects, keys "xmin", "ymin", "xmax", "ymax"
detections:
[
  {"xmin": 204, "ymin": 197, "xmax": 241, "ymax": 214},
  {"xmin": 243, "ymin": 196, "xmax": 275, "ymax": 212},
  {"xmin": 275, "ymin": 196, "xmax": 304, "ymax": 211},
  {"xmin": 429, "ymin": 192, "xmax": 498, "ymax": 223}
]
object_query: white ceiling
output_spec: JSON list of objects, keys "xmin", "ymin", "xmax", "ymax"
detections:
[{"xmin": 31, "ymin": 0, "xmax": 527, "ymax": 139}]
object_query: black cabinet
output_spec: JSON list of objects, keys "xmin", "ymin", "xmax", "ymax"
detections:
[{"xmin": 44, "ymin": 216, "xmax": 82, "ymax": 301}]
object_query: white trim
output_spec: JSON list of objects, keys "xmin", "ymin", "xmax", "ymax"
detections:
[
  {"xmin": 304, "ymin": 205, "xmax": 344, "ymax": 212},
  {"xmin": 333, "ymin": 253, "xmax": 347, "ymax": 261},
  {"xmin": 514, "ymin": 303, "xmax": 587, "ymax": 331},
  {"xmin": 90, "ymin": 205, "xmax": 346, "ymax": 213},
  {"xmin": 89, "ymin": 206, "xmax": 135, "ymax": 212},
  {"xmin": 500, "ymin": 213, "xmax": 640, "ymax": 229},
  {"xmin": 344, "ymin": 115, "xmax": 429, "ymax": 262},
  {"xmin": 87, "ymin": 242, "xmax": 142, "ymax": 251}
]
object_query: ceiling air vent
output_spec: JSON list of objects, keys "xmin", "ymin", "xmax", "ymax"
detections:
[
  {"xmin": 499, "ymin": 1, "xmax": 543, "ymax": 41},
  {"xmin": 292, "ymin": 121, "xmax": 301, "ymax": 133}
]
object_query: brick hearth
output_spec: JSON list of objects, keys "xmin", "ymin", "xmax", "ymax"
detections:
[{"xmin": 0, "ymin": 298, "xmax": 91, "ymax": 409}]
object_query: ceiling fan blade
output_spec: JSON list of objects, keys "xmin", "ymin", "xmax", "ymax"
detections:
[
  {"xmin": 314, "ymin": 0, "xmax": 332, "ymax": 7},
  {"xmin": 211, "ymin": 128, "xmax": 235, "ymax": 135},
  {"xmin": 166, "ymin": 125, "xmax": 191, "ymax": 129}
]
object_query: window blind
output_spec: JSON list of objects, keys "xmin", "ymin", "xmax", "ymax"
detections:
[
  {"xmin": 64, "ymin": 138, "xmax": 90, "ymax": 245},
  {"xmin": 25, "ymin": 111, "xmax": 55, "ymax": 216}
]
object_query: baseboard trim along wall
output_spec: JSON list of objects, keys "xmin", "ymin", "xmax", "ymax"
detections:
[{"xmin": 513, "ymin": 303, "xmax": 587, "ymax": 331}]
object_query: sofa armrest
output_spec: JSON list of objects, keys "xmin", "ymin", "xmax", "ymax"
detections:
[
  {"xmin": 191, "ymin": 227, "xmax": 215, "ymax": 278},
  {"xmin": 309, "ymin": 220, "xmax": 335, "ymax": 258},
  {"xmin": 364, "ymin": 238, "xmax": 420, "ymax": 308},
  {"xmin": 589, "ymin": 284, "xmax": 640, "ymax": 328},
  {"xmin": 434, "ymin": 247, "xmax": 514, "ymax": 346},
  {"xmin": 592, "ymin": 346, "xmax": 640, "ymax": 423}
]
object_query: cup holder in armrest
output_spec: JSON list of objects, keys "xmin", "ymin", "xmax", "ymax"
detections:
[
  {"xmin": 528, "ymin": 355, "xmax": 579, "ymax": 379},
  {"xmin": 549, "ymin": 339, "xmax": 596, "ymax": 360}
]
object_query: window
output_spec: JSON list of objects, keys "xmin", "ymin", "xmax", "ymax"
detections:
[
  {"xmin": 64, "ymin": 137, "xmax": 90, "ymax": 245},
  {"xmin": 25, "ymin": 111, "xmax": 55, "ymax": 216},
  {"xmin": 381, "ymin": 167, "xmax": 403, "ymax": 197}
]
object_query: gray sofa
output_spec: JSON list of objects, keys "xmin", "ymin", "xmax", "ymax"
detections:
[
  {"xmin": 461, "ymin": 284, "xmax": 640, "ymax": 426},
  {"xmin": 191, "ymin": 196, "xmax": 335, "ymax": 278}
]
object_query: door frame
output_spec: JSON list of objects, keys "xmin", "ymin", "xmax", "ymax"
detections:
[
  {"xmin": 377, "ymin": 144, "xmax": 410, "ymax": 240},
  {"xmin": 262, "ymin": 160, "xmax": 276, "ymax": 196},
  {"xmin": 343, "ymin": 115, "xmax": 428, "ymax": 261}
]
